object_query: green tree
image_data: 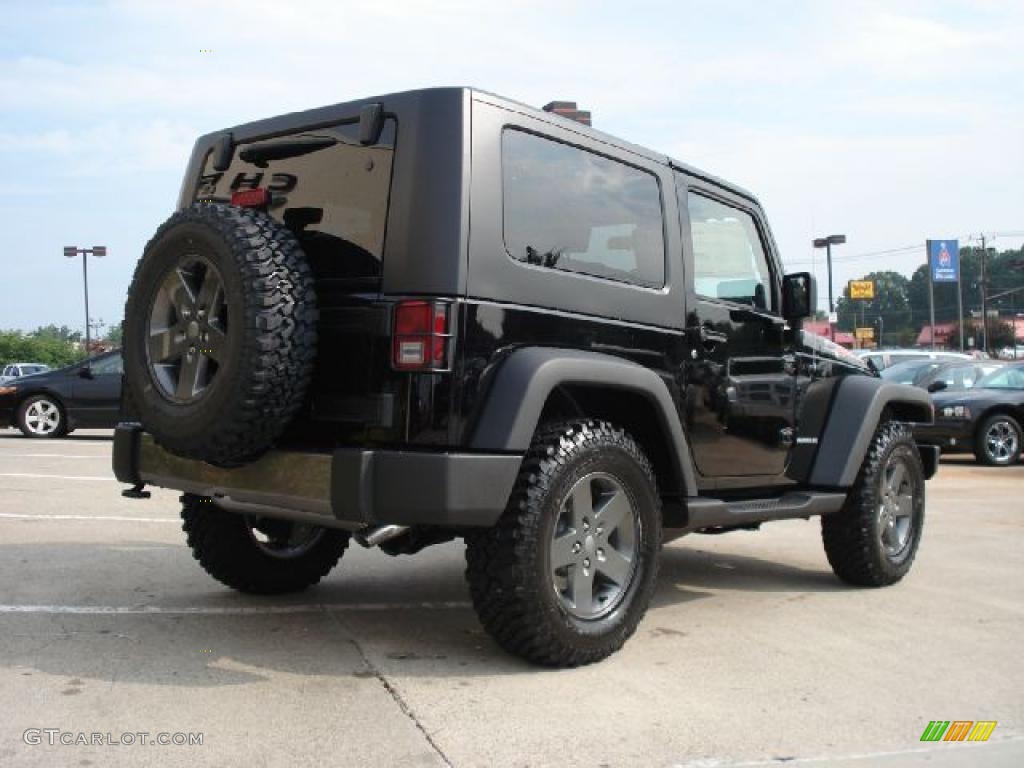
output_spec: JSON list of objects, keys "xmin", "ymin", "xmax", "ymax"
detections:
[
  {"xmin": 30, "ymin": 324, "xmax": 83, "ymax": 344},
  {"xmin": 0, "ymin": 330, "xmax": 81, "ymax": 369},
  {"xmin": 105, "ymin": 321, "xmax": 123, "ymax": 345},
  {"xmin": 834, "ymin": 271, "xmax": 912, "ymax": 342},
  {"xmin": 949, "ymin": 320, "xmax": 1016, "ymax": 353},
  {"xmin": 908, "ymin": 246, "xmax": 1024, "ymax": 327}
]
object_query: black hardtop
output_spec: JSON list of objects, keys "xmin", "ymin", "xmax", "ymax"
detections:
[{"xmin": 184, "ymin": 86, "xmax": 762, "ymax": 209}]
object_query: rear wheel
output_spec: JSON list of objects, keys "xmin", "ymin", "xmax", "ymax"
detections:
[
  {"xmin": 465, "ymin": 420, "xmax": 661, "ymax": 667},
  {"xmin": 974, "ymin": 413, "xmax": 1021, "ymax": 466},
  {"xmin": 16, "ymin": 395, "xmax": 67, "ymax": 438},
  {"xmin": 180, "ymin": 494, "xmax": 349, "ymax": 594},
  {"xmin": 822, "ymin": 421, "xmax": 924, "ymax": 587}
]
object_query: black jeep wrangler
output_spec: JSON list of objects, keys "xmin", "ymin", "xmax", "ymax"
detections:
[{"xmin": 114, "ymin": 88, "xmax": 937, "ymax": 667}]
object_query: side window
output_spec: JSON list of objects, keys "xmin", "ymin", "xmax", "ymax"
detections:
[
  {"xmin": 687, "ymin": 190, "xmax": 775, "ymax": 311},
  {"xmin": 90, "ymin": 354, "xmax": 123, "ymax": 376},
  {"xmin": 501, "ymin": 129, "xmax": 665, "ymax": 287}
]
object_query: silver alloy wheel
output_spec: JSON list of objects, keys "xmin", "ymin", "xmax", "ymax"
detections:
[
  {"xmin": 244, "ymin": 518, "xmax": 326, "ymax": 560},
  {"xmin": 24, "ymin": 399, "xmax": 61, "ymax": 436},
  {"xmin": 146, "ymin": 254, "xmax": 228, "ymax": 402},
  {"xmin": 877, "ymin": 454, "xmax": 915, "ymax": 558},
  {"xmin": 984, "ymin": 419, "xmax": 1019, "ymax": 464},
  {"xmin": 550, "ymin": 472, "xmax": 640, "ymax": 620}
]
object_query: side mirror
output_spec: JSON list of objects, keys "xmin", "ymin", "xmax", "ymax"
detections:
[
  {"xmin": 78, "ymin": 366, "xmax": 94, "ymax": 379},
  {"xmin": 927, "ymin": 380, "xmax": 948, "ymax": 393},
  {"xmin": 782, "ymin": 272, "xmax": 816, "ymax": 321}
]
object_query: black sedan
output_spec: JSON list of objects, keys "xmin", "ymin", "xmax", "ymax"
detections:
[
  {"xmin": 916, "ymin": 363, "xmax": 1024, "ymax": 466},
  {"xmin": 0, "ymin": 350, "xmax": 122, "ymax": 438}
]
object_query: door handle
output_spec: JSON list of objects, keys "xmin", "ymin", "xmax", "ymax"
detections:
[{"xmin": 699, "ymin": 325, "xmax": 727, "ymax": 347}]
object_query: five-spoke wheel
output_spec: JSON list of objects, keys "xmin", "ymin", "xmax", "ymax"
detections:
[
  {"xmin": 16, "ymin": 395, "xmax": 65, "ymax": 438},
  {"xmin": 550, "ymin": 472, "xmax": 639, "ymax": 620},
  {"xmin": 877, "ymin": 454, "xmax": 915, "ymax": 559},
  {"xmin": 147, "ymin": 255, "xmax": 228, "ymax": 402}
]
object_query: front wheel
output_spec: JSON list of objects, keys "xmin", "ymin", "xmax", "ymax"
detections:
[
  {"xmin": 17, "ymin": 395, "xmax": 67, "ymax": 438},
  {"xmin": 465, "ymin": 420, "xmax": 662, "ymax": 667},
  {"xmin": 822, "ymin": 421, "xmax": 925, "ymax": 587},
  {"xmin": 974, "ymin": 413, "xmax": 1021, "ymax": 466},
  {"xmin": 180, "ymin": 494, "xmax": 349, "ymax": 594}
]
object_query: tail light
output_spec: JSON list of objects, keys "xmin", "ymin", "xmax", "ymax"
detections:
[
  {"xmin": 230, "ymin": 188, "xmax": 271, "ymax": 209},
  {"xmin": 393, "ymin": 300, "xmax": 452, "ymax": 371}
]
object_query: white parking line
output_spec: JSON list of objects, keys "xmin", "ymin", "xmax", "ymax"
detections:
[
  {"xmin": 0, "ymin": 473, "xmax": 110, "ymax": 481},
  {"xmin": 0, "ymin": 512, "xmax": 175, "ymax": 523},
  {"xmin": 5, "ymin": 454, "xmax": 108, "ymax": 459},
  {"xmin": 0, "ymin": 601, "xmax": 471, "ymax": 615}
]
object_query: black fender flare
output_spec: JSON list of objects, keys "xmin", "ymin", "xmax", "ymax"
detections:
[
  {"xmin": 467, "ymin": 347, "xmax": 698, "ymax": 495},
  {"xmin": 808, "ymin": 376, "xmax": 934, "ymax": 487}
]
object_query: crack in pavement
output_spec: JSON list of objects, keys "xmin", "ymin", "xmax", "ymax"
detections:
[{"xmin": 326, "ymin": 610, "xmax": 454, "ymax": 768}]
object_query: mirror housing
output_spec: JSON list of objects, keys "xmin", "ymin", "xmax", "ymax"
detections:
[
  {"xmin": 927, "ymin": 380, "xmax": 948, "ymax": 393},
  {"xmin": 782, "ymin": 272, "xmax": 816, "ymax": 321},
  {"xmin": 78, "ymin": 366, "xmax": 94, "ymax": 379}
]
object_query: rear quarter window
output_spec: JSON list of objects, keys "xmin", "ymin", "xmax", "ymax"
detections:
[{"xmin": 501, "ymin": 129, "xmax": 665, "ymax": 288}]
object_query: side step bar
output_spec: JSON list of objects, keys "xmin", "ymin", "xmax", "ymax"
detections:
[{"xmin": 684, "ymin": 491, "xmax": 846, "ymax": 533}]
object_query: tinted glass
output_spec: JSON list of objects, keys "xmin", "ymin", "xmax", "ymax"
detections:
[
  {"xmin": 882, "ymin": 360, "xmax": 938, "ymax": 384},
  {"xmin": 502, "ymin": 130, "xmax": 665, "ymax": 287},
  {"xmin": 978, "ymin": 366, "xmax": 1024, "ymax": 389},
  {"xmin": 197, "ymin": 119, "xmax": 397, "ymax": 283},
  {"xmin": 687, "ymin": 191, "xmax": 773, "ymax": 310},
  {"xmin": 90, "ymin": 353, "xmax": 123, "ymax": 375}
]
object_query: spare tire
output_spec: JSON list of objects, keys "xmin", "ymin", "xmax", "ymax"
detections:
[{"xmin": 123, "ymin": 203, "xmax": 317, "ymax": 466}]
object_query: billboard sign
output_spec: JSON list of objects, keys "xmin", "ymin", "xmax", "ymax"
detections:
[
  {"xmin": 849, "ymin": 280, "xmax": 875, "ymax": 300},
  {"xmin": 855, "ymin": 327, "xmax": 875, "ymax": 340},
  {"xmin": 929, "ymin": 239, "xmax": 959, "ymax": 283}
]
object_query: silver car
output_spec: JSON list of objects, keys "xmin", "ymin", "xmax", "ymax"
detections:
[{"xmin": 0, "ymin": 362, "xmax": 50, "ymax": 385}]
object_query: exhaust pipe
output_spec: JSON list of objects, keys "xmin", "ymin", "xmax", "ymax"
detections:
[{"xmin": 355, "ymin": 524, "xmax": 411, "ymax": 549}]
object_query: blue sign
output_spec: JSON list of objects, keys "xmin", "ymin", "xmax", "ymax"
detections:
[{"xmin": 929, "ymin": 240, "xmax": 960, "ymax": 282}]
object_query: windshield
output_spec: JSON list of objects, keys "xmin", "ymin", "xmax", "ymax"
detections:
[{"xmin": 977, "ymin": 366, "xmax": 1024, "ymax": 390}]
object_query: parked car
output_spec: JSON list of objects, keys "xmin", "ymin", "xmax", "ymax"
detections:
[
  {"xmin": 0, "ymin": 362, "xmax": 50, "ymax": 384},
  {"xmin": 916, "ymin": 363, "xmax": 1024, "ymax": 465},
  {"xmin": 112, "ymin": 87, "xmax": 937, "ymax": 667},
  {"xmin": 0, "ymin": 350, "xmax": 122, "ymax": 437},
  {"xmin": 855, "ymin": 348, "xmax": 972, "ymax": 372},
  {"xmin": 882, "ymin": 359, "xmax": 1003, "ymax": 392}
]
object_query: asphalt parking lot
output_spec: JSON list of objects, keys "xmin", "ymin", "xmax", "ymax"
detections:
[{"xmin": 0, "ymin": 430, "xmax": 1021, "ymax": 768}]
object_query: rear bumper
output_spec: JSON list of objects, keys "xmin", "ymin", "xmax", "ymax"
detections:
[{"xmin": 113, "ymin": 424, "xmax": 522, "ymax": 529}]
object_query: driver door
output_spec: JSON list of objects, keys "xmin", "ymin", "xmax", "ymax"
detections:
[{"xmin": 677, "ymin": 176, "xmax": 796, "ymax": 482}]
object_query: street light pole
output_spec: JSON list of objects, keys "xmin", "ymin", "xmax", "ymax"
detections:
[
  {"xmin": 64, "ymin": 245, "xmax": 107, "ymax": 358},
  {"xmin": 813, "ymin": 234, "xmax": 847, "ymax": 341}
]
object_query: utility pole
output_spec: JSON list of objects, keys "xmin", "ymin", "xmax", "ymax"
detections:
[
  {"xmin": 979, "ymin": 234, "xmax": 989, "ymax": 355},
  {"xmin": 927, "ymin": 240, "xmax": 936, "ymax": 351}
]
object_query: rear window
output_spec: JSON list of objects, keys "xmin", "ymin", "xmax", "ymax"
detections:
[
  {"xmin": 501, "ymin": 130, "xmax": 665, "ymax": 288},
  {"xmin": 196, "ymin": 119, "xmax": 397, "ymax": 283}
]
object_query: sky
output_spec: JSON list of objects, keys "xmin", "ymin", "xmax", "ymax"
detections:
[{"xmin": 1, "ymin": 0, "xmax": 1022, "ymax": 332}]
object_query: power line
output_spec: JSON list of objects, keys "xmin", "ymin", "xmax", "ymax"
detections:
[{"xmin": 786, "ymin": 231, "xmax": 1024, "ymax": 268}]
